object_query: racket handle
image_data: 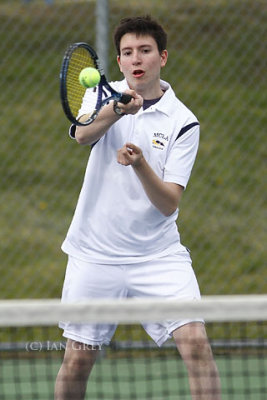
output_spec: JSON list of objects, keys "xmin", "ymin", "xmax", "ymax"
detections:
[{"xmin": 119, "ymin": 93, "xmax": 133, "ymax": 104}]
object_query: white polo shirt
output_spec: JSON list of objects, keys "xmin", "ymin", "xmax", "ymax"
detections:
[{"xmin": 62, "ymin": 79, "xmax": 200, "ymax": 264}]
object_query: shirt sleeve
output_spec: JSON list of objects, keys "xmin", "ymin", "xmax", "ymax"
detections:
[
  {"xmin": 69, "ymin": 124, "xmax": 76, "ymax": 139},
  {"xmin": 67, "ymin": 87, "xmax": 98, "ymax": 139},
  {"xmin": 67, "ymin": 81, "xmax": 126, "ymax": 140},
  {"xmin": 163, "ymin": 124, "xmax": 200, "ymax": 189},
  {"xmin": 77, "ymin": 87, "xmax": 98, "ymax": 119}
]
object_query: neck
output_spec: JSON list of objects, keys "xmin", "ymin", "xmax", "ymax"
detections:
[
  {"xmin": 140, "ymin": 86, "xmax": 163, "ymax": 100},
  {"xmin": 143, "ymin": 89, "xmax": 164, "ymax": 100},
  {"xmin": 129, "ymin": 80, "xmax": 163, "ymax": 100}
]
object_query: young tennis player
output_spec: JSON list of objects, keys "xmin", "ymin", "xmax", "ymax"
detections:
[{"xmin": 55, "ymin": 15, "xmax": 221, "ymax": 400}]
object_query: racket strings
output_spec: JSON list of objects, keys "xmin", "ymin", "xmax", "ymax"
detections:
[{"xmin": 66, "ymin": 48, "xmax": 96, "ymax": 118}]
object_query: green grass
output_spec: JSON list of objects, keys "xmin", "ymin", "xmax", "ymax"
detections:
[{"xmin": 0, "ymin": 0, "xmax": 266, "ymax": 298}]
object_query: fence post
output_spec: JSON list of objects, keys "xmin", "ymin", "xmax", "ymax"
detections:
[{"xmin": 95, "ymin": 0, "xmax": 109, "ymax": 77}]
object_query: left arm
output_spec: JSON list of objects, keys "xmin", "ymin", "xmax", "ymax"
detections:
[{"xmin": 117, "ymin": 143, "xmax": 183, "ymax": 217}]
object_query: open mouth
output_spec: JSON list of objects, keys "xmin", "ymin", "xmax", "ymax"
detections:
[{"xmin": 133, "ymin": 70, "xmax": 145, "ymax": 78}]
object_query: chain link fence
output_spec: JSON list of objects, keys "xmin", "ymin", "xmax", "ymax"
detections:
[{"xmin": 0, "ymin": 0, "xmax": 266, "ymax": 298}]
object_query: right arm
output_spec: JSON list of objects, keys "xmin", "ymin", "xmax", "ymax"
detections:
[{"xmin": 75, "ymin": 90, "xmax": 143, "ymax": 146}]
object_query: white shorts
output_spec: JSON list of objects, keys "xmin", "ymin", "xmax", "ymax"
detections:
[{"xmin": 59, "ymin": 253, "xmax": 203, "ymax": 347}]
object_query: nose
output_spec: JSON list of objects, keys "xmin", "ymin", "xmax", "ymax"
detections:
[{"xmin": 132, "ymin": 50, "xmax": 141, "ymax": 65}]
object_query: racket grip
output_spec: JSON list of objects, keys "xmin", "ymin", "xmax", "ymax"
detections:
[{"xmin": 120, "ymin": 93, "xmax": 133, "ymax": 104}]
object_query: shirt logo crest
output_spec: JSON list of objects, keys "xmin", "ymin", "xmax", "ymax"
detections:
[{"xmin": 152, "ymin": 132, "xmax": 169, "ymax": 150}]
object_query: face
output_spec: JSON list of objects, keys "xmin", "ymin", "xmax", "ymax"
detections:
[{"xmin": 117, "ymin": 33, "xmax": 168, "ymax": 99}]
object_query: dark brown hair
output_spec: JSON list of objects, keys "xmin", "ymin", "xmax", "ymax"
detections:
[{"xmin": 113, "ymin": 15, "xmax": 167, "ymax": 55}]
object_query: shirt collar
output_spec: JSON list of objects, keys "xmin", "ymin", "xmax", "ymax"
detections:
[
  {"xmin": 154, "ymin": 80, "xmax": 175, "ymax": 116},
  {"xmin": 119, "ymin": 78, "xmax": 175, "ymax": 117}
]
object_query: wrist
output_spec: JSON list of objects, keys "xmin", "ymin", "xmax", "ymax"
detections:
[
  {"xmin": 132, "ymin": 154, "xmax": 145, "ymax": 168},
  {"xmin": 113, "ymin": 100, "xmax": 126, "ymax": 117}
]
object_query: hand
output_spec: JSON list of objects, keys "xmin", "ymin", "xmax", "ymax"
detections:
[
  {"xmin": 117, "ymin": 89, "xmax": 143, "ymax": 115},
  {"xmin": 117, "ymin": 143, "xmax": 143, "ymax": 167}
]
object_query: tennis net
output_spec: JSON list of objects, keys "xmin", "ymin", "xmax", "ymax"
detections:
[{"xmin": 0, "ymin": 295, "xmax": 266, "ymax": 399}]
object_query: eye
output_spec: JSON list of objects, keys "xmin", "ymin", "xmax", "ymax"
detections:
[
  {"xmin": 142, "ymin": 48, "xmax": 151, "ymax": 54},
  {"xmin": 122, "ymin": 50, "xmax": 131, "ymax": 56}
]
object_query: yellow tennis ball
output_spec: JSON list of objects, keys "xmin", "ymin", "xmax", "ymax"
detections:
[{"xmin": 79, "ymin": 67, "xmax": 100, "ymax": 88}]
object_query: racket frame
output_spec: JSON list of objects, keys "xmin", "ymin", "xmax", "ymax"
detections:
[{"xmin": 60, "ymin": 42, "xmax": 132, "ymax": 126}]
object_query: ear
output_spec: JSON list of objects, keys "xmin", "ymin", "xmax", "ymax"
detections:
[
  {"xmin": 160, "ymin": 50, "xmax": 168, "ymax": 68},
  {"xmin": 117, "ymin": 55, "xmax": 123, "ymax": 72}
]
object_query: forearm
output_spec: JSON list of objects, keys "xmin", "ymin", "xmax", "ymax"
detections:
[
  {"xmin": 75, "ymin": 89, "xmax": 143, "ymax": 146},
  {"xmin": 75, "ymin": 102, "xmax": 122, "ymax": 145},
  {"xmin": 132, "ymin": 157, "xmax": 183, "ymax": 217},
  {"xmin": 117, "ymin": 143, "xmax": 183, "ymax": 216}
]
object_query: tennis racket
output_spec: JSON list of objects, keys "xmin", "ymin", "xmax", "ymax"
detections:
[{"xmin": 60, "ymin": 42, "xmax": 132, "ymax": 126}]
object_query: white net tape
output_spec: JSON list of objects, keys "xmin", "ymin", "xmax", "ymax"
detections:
[{"xmin": 0, "ymin": 295, "xmax": 266, "ymax": 326}]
